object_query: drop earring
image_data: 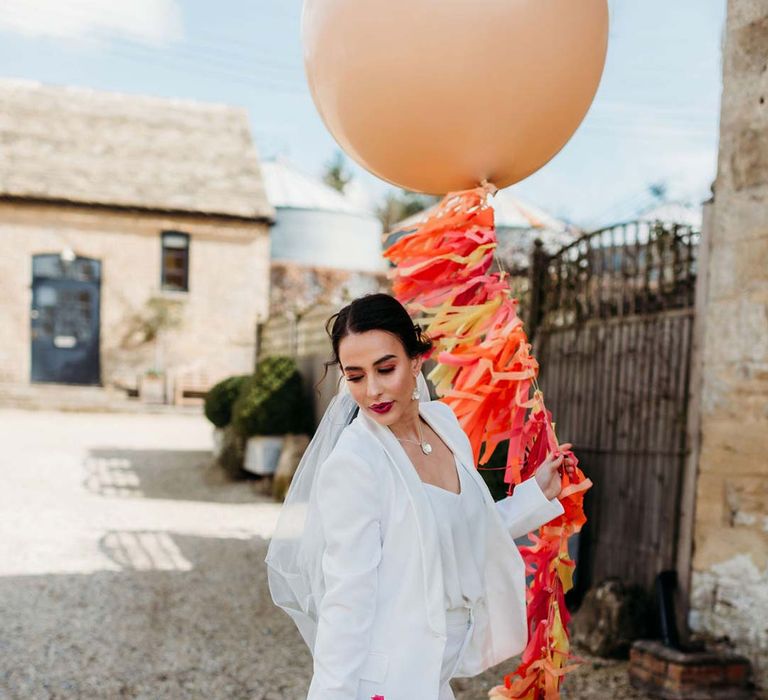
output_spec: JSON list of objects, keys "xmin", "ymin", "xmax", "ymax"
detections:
[{"xmin": 411, "ymin": 379, "xmax": 420, "ymax": 401}]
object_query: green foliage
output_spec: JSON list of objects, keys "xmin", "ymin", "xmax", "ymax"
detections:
[
  {"xmin": 648, "ymin": 180, "xmax": 668, "ymax": 202},
  {"xmin": 204, "ymin": 374, "xmax": 250, "ymax": 428},
  {"xmin": 232, "ymin": 356, "xmax": 312, "ymax": 437},
  {"xmin": 120, "ymin": 296, "xmax": 183, "ymax": 349},
  {"xmin": 376, "ymin": 189, "xmax": 440, "ymax": 233}
]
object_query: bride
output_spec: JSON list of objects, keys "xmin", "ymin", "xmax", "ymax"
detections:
[{"xmin": 265, "ymin": 292, "xmax": 569, "ymax": 700}]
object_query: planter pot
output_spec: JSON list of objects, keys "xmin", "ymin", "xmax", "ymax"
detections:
[
  {"xmin": 243, "ymin": 435, "xmax": 285, "ymax": 475},
  {"xmin": 212, "ymin": 427, "xmax": 226, "ymax": 459},
  {"xmin": 272, "ymin": 433, "xmax": 311, "ymax": 502},
  {"xmin": 139, "ymin": 374, "xmax": 166, "ymax": 404}
]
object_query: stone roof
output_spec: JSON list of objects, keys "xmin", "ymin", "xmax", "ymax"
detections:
[{"xmin": 0, "ymin": 78, "xmax": 274, "ymax": 221}]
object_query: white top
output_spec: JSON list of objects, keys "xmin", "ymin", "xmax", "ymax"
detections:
[{"xmin": 421, "ymin": 453, "xmax": 487, "ymax": 610}]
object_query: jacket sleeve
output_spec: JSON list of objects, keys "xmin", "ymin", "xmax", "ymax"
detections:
[
  {"xmin": 306, "ymin": 448, "xmax": 382, "ymax": 700},
  {"xmin": 494, "ymin": 475, "xmax": 565, "ymax": 539},
  {"xmin": 430, "ymin": 400, "xmax": 564, "ymax": 541}
]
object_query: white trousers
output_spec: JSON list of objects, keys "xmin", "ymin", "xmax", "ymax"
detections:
[{"xmin": 437, "ymin": 604, "xmax": 476, "ymax": 700}]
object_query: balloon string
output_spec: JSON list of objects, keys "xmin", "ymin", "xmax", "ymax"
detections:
[
  {"xmin": 480, "ymin": 178, "xmax": 498, "ymax": 197},
  {"xmin": 477, "ymin": 178, "xmax": 509, "ymax": 286}
]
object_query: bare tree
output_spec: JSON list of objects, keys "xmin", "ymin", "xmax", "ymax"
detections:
[{"xmin": 322, "ymin": 151, "xmax": 353, "ymax": 193}]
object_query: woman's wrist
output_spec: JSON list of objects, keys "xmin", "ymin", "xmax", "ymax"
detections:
[{"xmin": 534, "ymin": 469, "xmax": 560, "ymax": 500}]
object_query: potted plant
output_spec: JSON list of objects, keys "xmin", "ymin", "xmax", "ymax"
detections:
[
  {"xmin": 232, "ymin": 355, "xmax": 312, "ymax": 476},
  {"xmin": 122, "ymin": 297, "xmax": 183, "ymax": 403},
  {"xmin": 139, "ymin": 368, "xmax": 166, "ymax": 404}
]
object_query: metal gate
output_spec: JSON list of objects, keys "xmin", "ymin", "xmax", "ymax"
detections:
[
  {"xmin": 527, "ymin": 220, "xmax": 700, "ymax": 595},
  {"xmin": 257, "ymin": 304, "xmax": 337, "ymax": 360},
  {"xmin": 31, "ymin": 253, "xmax": 102, "ymax": 385}
]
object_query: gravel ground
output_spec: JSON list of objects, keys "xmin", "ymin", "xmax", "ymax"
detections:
[
  {"xmin": 0, "ymin": 408, "xmax": 649, "ymax": 699},
  {"xmin": 451, "ymin": 649, "xmax": 653, "ymax": 699}
]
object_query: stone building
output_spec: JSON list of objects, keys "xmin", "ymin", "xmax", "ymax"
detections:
[
  {"xmin": 0, "ymin": 79, "xmax": 274, "ymax": 396},
  {"xmin": 685, "ymin": 0, "xmax": 768, "ymax": 687}
]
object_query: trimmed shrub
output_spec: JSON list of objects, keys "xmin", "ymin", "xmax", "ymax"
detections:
[
  {"xmin": 232, "ymin": 355, "xmax": 312, "ymax": 437},
  {"xmin": 204, "ymin": 374, "xmax": 251, "ymax": 428}
]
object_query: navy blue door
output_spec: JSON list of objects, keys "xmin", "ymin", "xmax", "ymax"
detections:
[{"xmin": 31, "ymin": 254, "xmax": 101, "ymax": 385}]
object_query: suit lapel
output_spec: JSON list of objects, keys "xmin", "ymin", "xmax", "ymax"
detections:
[
  {"xmin": 358, "ymin": 401, "xmax": 451, "ymax": 637},
  {"xmin": 419, "ymin": 400, "xmax": 500, "ymax": 515}
]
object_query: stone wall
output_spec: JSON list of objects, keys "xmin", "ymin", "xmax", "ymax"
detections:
[
  {"xmin": 689, "ymin": 0, "xmax": 768, "ymax": 689},
  {"xmin": 0, "ymin": 201, "xmax": 270, "ymax": 389}
]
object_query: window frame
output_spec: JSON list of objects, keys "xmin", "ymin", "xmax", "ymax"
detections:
[{"xmin": 160, "ymin": 230, "xmax": 190, "ymax": 293}]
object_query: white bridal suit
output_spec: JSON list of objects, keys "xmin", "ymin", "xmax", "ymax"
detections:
[{"xmin": 305, "ymin": 399, "xmax": 564, "ymax": 700}]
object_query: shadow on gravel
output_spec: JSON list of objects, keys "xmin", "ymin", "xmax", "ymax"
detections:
[
  {"xmin": 0, "ymin": 533, "xmax": 311, "ymax": 700},
  {"xmin": 83, "ymin": 448, "xmax": 258, "ymax": 504}
]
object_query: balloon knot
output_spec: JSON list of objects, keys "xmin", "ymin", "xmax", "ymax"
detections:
[{"xmin": 480, "ymin": 178, "xmax": 499, "ymax": 197}]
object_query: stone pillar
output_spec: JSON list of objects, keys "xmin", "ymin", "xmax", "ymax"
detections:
[{"xmin": 688, "ymin": 0, "xmax": 768, "ymax": 690}]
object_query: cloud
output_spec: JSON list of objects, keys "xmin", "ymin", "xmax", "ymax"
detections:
[
  {"xmin": 511, "ymin": 131, "xmax": 718, "ymax": 230},
  {"xmin": 651, "ymin": 147, "xmax": 718, "ymax": 201},
  {"xmin": 0, "ymin": 0, "xmax": 183, "ymax": 46}
]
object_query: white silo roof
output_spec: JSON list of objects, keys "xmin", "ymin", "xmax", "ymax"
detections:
[
  {"xmin": 260, "ymin": 157, "xmax": 377, "ymax": 218},
  {"xmin": 492, "ymin": 188, "xmax": 571, "ymax": 232}
]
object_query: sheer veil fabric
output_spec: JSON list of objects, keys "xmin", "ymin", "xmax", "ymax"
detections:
[{"xmin": 264, "ymin": 370, "xmax": 432, "ymax": 652}]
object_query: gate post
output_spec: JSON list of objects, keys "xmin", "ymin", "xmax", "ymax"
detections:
[
  {"xmin": 527, "ymin": 238, "xmax": 548, "ymax": 342},
  {"xmin": 675, "ymin": 199, "xmax": 711, "ymax": 641}
]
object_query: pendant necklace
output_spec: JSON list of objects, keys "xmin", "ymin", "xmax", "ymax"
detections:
[{"xmin": 395, "ymin": 417, "xmax": 433, "ymax": 455}]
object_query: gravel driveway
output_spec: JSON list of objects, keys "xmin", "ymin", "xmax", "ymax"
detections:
[{"xmin": 0, "ymin": 408, "xmax": 648, "ymax": 699}]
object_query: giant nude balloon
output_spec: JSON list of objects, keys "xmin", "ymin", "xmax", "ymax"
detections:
[{"xmin": 302, "ymin": 0, "xmax": 609, "ymax": 194}]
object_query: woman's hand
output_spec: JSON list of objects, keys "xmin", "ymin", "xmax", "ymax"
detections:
[{"xmin": 533, "ymin": 442, "xmax": 573, "ymax": 499}]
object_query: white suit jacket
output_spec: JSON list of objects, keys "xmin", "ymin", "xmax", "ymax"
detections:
[{"xmin": 305, "ymin": 399, "xmax": 564, "ymax": 700}]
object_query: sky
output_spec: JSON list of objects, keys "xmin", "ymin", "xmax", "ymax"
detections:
[{"xmin": 0, "ymin": 0, "xmax": 727, "ymax": 230}]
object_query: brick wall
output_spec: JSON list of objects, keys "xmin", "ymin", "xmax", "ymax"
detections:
[{"xmin": 629, "ymin": 640, "xmax": 752, "ymax": 699}]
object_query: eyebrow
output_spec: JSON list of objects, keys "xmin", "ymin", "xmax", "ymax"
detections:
[{"xmin": 342, "ymin": 354, "xmax": 397, "ymax": 372}]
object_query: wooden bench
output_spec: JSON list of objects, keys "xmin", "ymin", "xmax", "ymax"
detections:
[{"xmin": 173, "ymin": 370, "xmax": 212, "ymax": 406}]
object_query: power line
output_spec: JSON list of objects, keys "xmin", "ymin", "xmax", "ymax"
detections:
[{"xmin": 0, "ymin": 5, "xmax": 308, "ymax": 89}]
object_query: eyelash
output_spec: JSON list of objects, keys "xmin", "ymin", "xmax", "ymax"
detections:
[{"xmin": 347, "ymin": 368, "xmax": 394, "ymax": 383}]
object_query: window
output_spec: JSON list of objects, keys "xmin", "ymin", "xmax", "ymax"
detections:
[{"xmin": 161, "ymin": 231, "xmax": 190, "ymax": 292}]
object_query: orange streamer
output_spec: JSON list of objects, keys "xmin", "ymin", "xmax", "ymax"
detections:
[{"xmin": 383, "ymin": 186, "xmax": 593, "ymax": 700}]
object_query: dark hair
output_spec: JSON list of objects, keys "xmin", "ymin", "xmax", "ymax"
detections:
[{"xmin": 315, "ymin": 292, "xmax": 434, "ymax": 394}]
